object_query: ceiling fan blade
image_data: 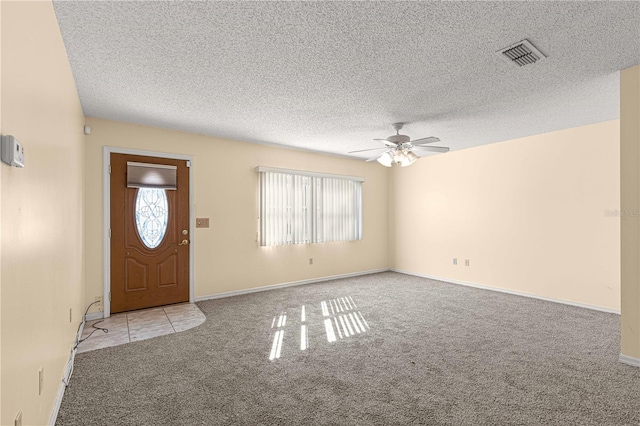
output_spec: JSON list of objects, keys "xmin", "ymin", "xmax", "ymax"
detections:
[
  {"xmin": 348, "ymin": 147, "xmax": 388, "ymax": 154},
  {"xmin": 373, "ymin": 138, "xmax": 398, "ymax": 147},
  {"xmin": 412, "ymin": 145, "xmax": 450, "ymax": 153},
  {"xmin": 411, "ymin": 136, "xmax": 441, "ymax": 145}
]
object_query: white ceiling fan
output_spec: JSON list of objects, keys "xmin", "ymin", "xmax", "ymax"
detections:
[{"xmin": 349, "ymin": 123, "xmax": 449, "ymax": 167}]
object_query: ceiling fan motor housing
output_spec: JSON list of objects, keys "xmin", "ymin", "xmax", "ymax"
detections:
[{"xmin": 387, "ymin": 134, "xmax": 411, "ymax": 144}]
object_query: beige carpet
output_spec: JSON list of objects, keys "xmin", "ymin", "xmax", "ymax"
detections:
[{"xmin": 56, "ymin": 272, "xmax": 640, "ymax": 425}]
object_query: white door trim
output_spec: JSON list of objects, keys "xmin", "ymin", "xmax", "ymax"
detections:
[{"xmin": 103, "ymin": 146, "xmax": 195, "ymax": 318}]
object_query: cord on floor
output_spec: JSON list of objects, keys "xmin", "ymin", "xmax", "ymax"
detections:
[{"xmin": 63, "ymin": 300, "xmax": 110, "ymax": 387}]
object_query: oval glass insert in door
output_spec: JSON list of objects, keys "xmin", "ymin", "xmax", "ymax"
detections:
[{"xmin": 135, "ymin": 188, "xmax": 169, "ymax": 249}]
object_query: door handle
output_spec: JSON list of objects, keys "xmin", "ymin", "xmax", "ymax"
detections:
[{"xmin": 178, "ymin": 239, "xmax": 190, "ymax": 246}]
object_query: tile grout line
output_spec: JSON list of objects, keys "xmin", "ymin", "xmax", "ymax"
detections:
[
  {"xmin": 125, "ymin": 313, "xmax": 132, "ymax": 343},
  {"xmin": 165, "ymin": 308, "xmax": 177, "ymax": 333}
]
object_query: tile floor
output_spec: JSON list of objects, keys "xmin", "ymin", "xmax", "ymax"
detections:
[{"xmin": 77, "ymin": 303, "xmax": 206, "ymax": 353}]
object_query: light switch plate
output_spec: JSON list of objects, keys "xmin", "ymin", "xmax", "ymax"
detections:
[{"xmin": 196, "ymin": 218, "xmax": 210, "ymax": 228}]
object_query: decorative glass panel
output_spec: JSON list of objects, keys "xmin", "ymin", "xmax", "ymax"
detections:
[{"xmin": 135, "ymin": 188, "xmax": 169, "ymax": 249}]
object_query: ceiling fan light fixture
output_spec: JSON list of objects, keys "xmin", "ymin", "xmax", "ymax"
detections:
[
  {"xmin": 377, "ymin": 151, "xmax": 393, "ymax": 167},
  {"xmin": 399, "ymin": 150, "xmax": 418, "ymax": 167}
]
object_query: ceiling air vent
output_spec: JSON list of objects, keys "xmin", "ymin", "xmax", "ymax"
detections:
[{"xmin": 498, "ymin": 39, "xmax": 546, "ymax": 67}]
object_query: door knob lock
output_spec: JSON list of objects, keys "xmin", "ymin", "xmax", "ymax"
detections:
[{"xmin": 178, "ymin": 239, "xmax": 190, "ymax": 246}]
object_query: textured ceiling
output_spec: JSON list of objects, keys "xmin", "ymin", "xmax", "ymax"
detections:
[{"xmin": 53, "ymin": 1, "xmax": 640, "ymax": 158}]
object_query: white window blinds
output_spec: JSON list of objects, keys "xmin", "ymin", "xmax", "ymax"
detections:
[{"xmin": 258, "ymin": 167, "xmax": 363, "ymax": 246}]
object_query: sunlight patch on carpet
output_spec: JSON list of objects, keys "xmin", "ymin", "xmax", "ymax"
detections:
[{"xmin": 269, "ymin": 296, "xmax": 371, "ymax": 360}]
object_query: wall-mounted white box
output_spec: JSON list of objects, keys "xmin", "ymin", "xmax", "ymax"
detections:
[{"xmin": 1, "ymin": 135, "xmax": 25, "ymax": 168}]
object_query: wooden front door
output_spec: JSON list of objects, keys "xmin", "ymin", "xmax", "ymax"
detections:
[{"xmin": 110, "ymin": 153, "xmax": 190, "ymax": 313}]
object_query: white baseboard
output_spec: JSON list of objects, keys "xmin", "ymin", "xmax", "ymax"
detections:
[
  {"xmin": 619, "ymin": 354, "xmax": 640, "ymax": 368},
  {"xmin": 390, "ymin": 269, "xmax": 621, "ymax": 315},
  {"xmin": 85, "ymin": 311, "xmax": 104, "ymax": 321},
  {"xmin": 195, "ymin": 268, "xmax": 389, "ymax": 302},
  {"xmin": 49, "ymin": 318, "xmax": 86, "ymax": 425},
  {"xmin": 50, "ymin": 374, "xmax": 66, "ymax": 425}
]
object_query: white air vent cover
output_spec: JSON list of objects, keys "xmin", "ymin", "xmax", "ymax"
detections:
[{"xmin": 498, "ymin": 39, "xmax": 546, "ymax": 67}]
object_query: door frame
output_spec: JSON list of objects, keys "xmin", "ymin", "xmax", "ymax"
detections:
[{"xmin": 103, "ymin": 146, "xmax": 195, "ymax": 318}]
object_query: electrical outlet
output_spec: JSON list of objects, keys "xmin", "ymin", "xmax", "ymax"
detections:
[
  {"xmin": 453, "ymin": 258, "xmax": 457, "ymax": 265},
  {"xmin": 465, "ymin": 259, "xmax": 470, "ymax": 266},
  {"xmin": 38, "ymin": 368, "xmax": 44, "ymax": 396},
  {"xmin": 95, "ymin": 296, "xmax": 102, "ymax": 310},
  {"xmin": 309, "ymin": 258, "xmax": 313, "ymax": 265},
  {"xmin": 15, "ymin": 411, "xmax": 22, "ymax": 426}
]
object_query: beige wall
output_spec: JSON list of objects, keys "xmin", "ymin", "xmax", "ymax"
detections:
[
  {"xmin": 84, "ymin": 117, "xmax": 389, "ymax": 313},
  {"xmin": 0, "ymin": 1, "xmax": 3, "ymax": 422},
  {"xmin": 621, "ymin": 64, "xmax": 640, "ymax": 360},
  {"xmin": 1, "ymin": 2, "xmax": 85, "ymax": 425},
  {"xmin": 390, "ymin": 120, "xmax": 621, "ymax": 311}
]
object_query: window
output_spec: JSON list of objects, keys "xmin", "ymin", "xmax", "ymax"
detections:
[{"xmin": 258, "ymin": 167, "xmax": 363, "ymax": 246}]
